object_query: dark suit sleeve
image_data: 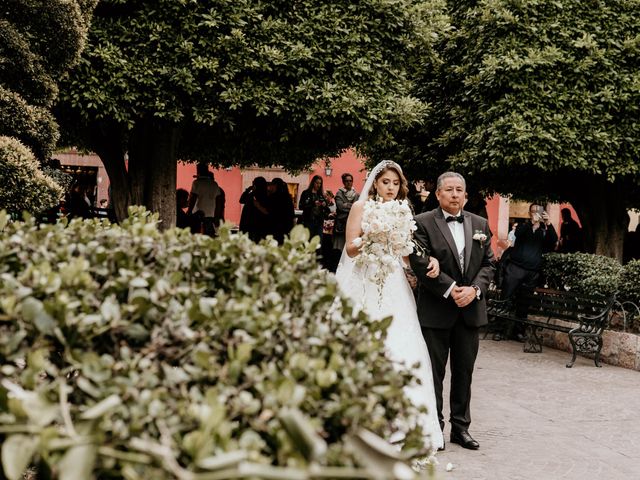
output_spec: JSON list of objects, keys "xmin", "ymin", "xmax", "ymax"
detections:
[
  {"xmin": 409, "ymin": 217, "xmax": 457, "ymax": 297},
  {"xmin": 470, "ymin": 219, "xmax": 496, "ymax": 297},
  {"xmin": 543, "ymin": 224, "xmax": 558, "ymax": 252}
]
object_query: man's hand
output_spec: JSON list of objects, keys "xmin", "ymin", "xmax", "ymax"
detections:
[
  {"xmin": 541, "ymin": 211, "xmax": 550, "ymax": 225},
  {"xmin": 451, "ymin": 286, "xmax": 476, "ymax": 308},
  {"xmin": 426, "ymin": 257, "xmax": 440, "ymax": 278}
]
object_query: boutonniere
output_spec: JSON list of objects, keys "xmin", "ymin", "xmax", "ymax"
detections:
[{"xmin": 473, "ymin": 230, "xmax": 488, "ymax": 248}]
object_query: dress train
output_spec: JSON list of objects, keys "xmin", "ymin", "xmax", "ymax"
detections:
[{"xmin": 335, "ymin": 250, "xmax": 444, "ymax": 451}]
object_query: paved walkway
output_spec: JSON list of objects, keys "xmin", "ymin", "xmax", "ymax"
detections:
[{"xmin": 432, "ymin": 338, "xmax": 640, "ymax": 479}]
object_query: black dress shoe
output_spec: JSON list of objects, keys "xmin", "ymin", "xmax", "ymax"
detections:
[
  {"xmin": 437, "ymin": 441, "xmax": 445, "ymax": 452},
  {"xmin": 450, "ymin": 430, "xmax": 480, "ymax": 450}
]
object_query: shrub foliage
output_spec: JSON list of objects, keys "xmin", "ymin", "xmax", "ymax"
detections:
[
  {"xmin": 618, "ymin": 259, "xmax": 640, "ymax": 307},
  {"xmin": 543, "ymin": 252, "xmax": 640, "ymax": 332},
  {"xmin": 542, "ymin": 252, "xmax": 623, "ymax": 298},
  {"xmin": 0, "ymin": 136, "xmax": 63, "ymax": 217},
  {"xmin": 0, "ymin": 210, "xmax": 429, "ymax": 479}
]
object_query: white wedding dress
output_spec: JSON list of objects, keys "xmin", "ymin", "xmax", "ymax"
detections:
[{"xmin": 335, "ymin": 248, "xmax": 445, "ymax": 452}]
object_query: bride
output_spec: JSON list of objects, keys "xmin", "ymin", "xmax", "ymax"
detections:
[{"xmin": 334, "ymin": 160, "xmax": 444, "ymax": 452}]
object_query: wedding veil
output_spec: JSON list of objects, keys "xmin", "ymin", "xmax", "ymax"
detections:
[{"xmin": 359, "ymin": 160, "xmax": 404, "ymax": 202}]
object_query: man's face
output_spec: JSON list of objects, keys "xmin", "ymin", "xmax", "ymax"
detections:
[
  {"xmin": 343, "ymin": 176, "xmax": 353, "ymax": 189},
  {"xmin": 436, "ymin": 177, "xmax": 465, "ymax": 215}
]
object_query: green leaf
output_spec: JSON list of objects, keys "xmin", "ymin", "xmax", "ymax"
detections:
[
  {"xmin": 1, "ymin": 434, "xmax": 38, "ymax": 480},
  {"xmin": 21, "ymin": 298, "xmax": 55, "ymax": 335},
  {"xmin": 58, "ymin": 444, "xmax": 97, "ymax": 480},
  {"xmin": 80, "ymin": 394, "xmax": 122, "ymax": 420}
]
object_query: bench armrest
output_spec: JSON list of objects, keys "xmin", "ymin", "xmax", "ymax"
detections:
[{"xmin": 575, "ymin": 295, "xmax": 616, "ymax": 330}]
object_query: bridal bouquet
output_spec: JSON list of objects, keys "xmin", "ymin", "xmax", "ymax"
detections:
[{"xmin": 353, "ymin": 199, "xmax": 417, "ymax": 295}]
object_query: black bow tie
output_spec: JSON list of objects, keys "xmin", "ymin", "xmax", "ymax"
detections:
[{"xmin": 446, "ymin": 215, "xmax": 464, "ymax": 223}]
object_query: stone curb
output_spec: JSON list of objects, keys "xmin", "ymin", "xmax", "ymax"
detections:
[{"xmin": 538, "ymin": 319, "xmax": 640, "ymax": 371}]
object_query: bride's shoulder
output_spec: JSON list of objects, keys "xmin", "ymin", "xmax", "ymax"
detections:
[{"xmin": 352, "ymin": 199, "xmax": 368, "ymax": 210}]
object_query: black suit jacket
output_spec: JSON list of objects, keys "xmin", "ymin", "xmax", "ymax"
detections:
[{"xmin": 409, "ymin": 208, "xmax": 495, "ymax": 329}]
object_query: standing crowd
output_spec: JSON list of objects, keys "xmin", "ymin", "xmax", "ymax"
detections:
[{"xmin": 239, "ymin": 176, "xmax": 295, "ymax": 243}]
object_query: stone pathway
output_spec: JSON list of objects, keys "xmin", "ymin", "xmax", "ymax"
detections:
[{"xmin": 432, "ymin": 338, "xmax": 640, "ymax": 479}]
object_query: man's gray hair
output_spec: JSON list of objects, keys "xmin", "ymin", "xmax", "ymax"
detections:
[{"xmin": 437, "ymin": 172, "xmax": 466, "ymax": 190}]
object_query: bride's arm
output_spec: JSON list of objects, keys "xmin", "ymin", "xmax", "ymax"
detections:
[{"xmin": 345, "ymin": 201, "xmax": 365, "ymax": 258}]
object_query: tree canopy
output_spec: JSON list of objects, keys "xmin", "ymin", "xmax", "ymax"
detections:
[
  {"xmin": 56, "ymin": 0, "xmax": 449, "ymax": 225},
  {"xmin": 382, "ymin": 0, "xmax": 640, "ymax": 259},
  {"xmin": 0, "ymin": 0, "xmax": 96, "ymax": 160}
]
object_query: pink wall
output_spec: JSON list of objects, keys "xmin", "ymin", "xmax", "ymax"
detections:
[
  {"xmin": 309, "ymin": 150, "xmax": 368, "ymax": 199},
  {"xmin": 176, "ymin": 150, "xmax": 368, "ymax": 226},
  {"xmin": 58, "ymin": 149, "xmax": 582, "ymax": 249},
  {"xmin": 177, "ymin": 164, "xmax": 244, "ymax": 226}
]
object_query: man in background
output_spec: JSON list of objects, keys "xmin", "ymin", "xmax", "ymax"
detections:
[
  {"xmin": 188, "ymin": 163, "xmax": 223, "ymax": 236},
  {"xmin": 501, "ymin": 204, "xmax": 558, "ymax": 339}
]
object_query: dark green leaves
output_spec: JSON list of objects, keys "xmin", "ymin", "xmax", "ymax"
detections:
[{"xmin": 0, "ymin": 211, "xmax": 430, "ymax": 477}]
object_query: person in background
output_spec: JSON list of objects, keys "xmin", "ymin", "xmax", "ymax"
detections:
[
  {"xmin": 507, "ymin": 222, "xmax": 518, "ymax": 247},
  {"xmin": 557, "ymin": 208, "xmax": 583, "ymax": 253},
  {"xmin": 240, "ymin": 176, "xmax": 269, "ymax": 241},
  {"xmin": 322, "ymin": 188, "xmax": 337, "ymax": 270},
  {"xmin": 176, "ymin": 188, "xmax": 191, "ymax": 229},
  {"xmin": 65, "ymin": 182, "xmax": 92, "ymax": 219},
  {"xmin": 188, "ymin": 163, "xmax": 222, "ymax": 236},
  {"xmin": 214, "ymin": 187, "xmax": 225, "ymax": 229},
  {"xmin": 267, "ymin": 178, "xmax": 295, "ymax": 244},
  {"xmin": 299, "ymin": 175, "xmax": 331, "ymax": 239},
  {"xmin": 464, "ymin": 191, "xmax": 488, "ymax": 219},
  {"xmin": 332, "ymin": 173, "xmax": 359, "ymax": 252},
  {"xmin": 408, "ymin": 179, "xmax": 439, "ymax": 214},
  {"xmin": 501, "ymin": 204, "xmax": 558, "ymax": 340}
]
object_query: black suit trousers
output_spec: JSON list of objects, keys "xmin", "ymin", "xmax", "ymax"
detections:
[{"xmin": 421, "ymin": 315, "xmax": 479, "ymax": 434}]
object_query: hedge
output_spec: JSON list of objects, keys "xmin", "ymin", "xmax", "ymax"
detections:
[
  {"xmin": 543, "ymin": 252, "xmax": 640, "ymax": 332},
  {"xmin": 0, "ymin": 209, "xmax": 432, "ymax": 479},
  {"xmin": 0, "ymin": 136, "xmax": 63, "ymax": 217},
  {"xmin": 618, "ymin": 259, "xmax": 640, "ymax": 307},
  {"xmin": 542, "ymin": 252, "xmax": 623, "ymax": 298}
]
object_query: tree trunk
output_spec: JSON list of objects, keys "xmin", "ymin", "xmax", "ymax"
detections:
[
  {"xmin": 128, "ymin": 120, "xmax": 181, "ymax": 229},
  {"xmin": 569, "ymin": 177, "xmax": 628, "ymax": 261},
  {"xmin": 89, "ymin": 125, "xmax": 131, "ymax": 222},
  {"xmin": 88, "ymin": 120, "xmax": 181, "ymax": 226}
]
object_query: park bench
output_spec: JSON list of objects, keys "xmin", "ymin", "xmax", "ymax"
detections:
[{"xmin": 486, "ymin": 287, "xmax": 616, "ymax": 368}]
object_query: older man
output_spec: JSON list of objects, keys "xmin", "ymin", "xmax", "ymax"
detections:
[{"xmin": 410, "ymin": 172, "xmax": 495, "ymax": 450}]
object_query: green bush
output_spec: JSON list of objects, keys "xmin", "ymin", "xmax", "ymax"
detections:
[
  {"xmin": 0, "ymin": 209, "xmax": 430, "ymax": 479},
  {"xmin": 618, "ymin": 260, "xmax": 640, "ymax": 307},
  {"xmin": 0, "ymin": 87, "xmax": 59, "ymax": 160},
  {"xmin": 0, "ymin": 136, "xmax": 63, "ymax": 216},
  {"xmin": 542, "ymin": 252, "xmax": 622, "ymax": 297}
]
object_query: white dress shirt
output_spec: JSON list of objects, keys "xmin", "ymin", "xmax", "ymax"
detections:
[{"xmin": 443, "ymin": 210, "xmax": 465, "ymax": 298}]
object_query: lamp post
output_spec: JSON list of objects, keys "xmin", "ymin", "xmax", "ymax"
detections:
[{"xmin": 324, "ymin": 160, "xmax": 333, "ymax": 177}]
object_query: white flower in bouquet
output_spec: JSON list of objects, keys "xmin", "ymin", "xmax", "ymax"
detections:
[{"xmin": 353, "ymin": 199, "xmax": 417, "ymax": 296}]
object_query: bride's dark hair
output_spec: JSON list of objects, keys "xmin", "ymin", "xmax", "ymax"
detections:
[{"xmin": 368, "ymin": 163, "xmax": 409, "ymax": 200}]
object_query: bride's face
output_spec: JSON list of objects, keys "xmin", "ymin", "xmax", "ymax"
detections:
[{"xmin": 375, "ymin": 169, "xmax": 401, "ymax": 201}]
